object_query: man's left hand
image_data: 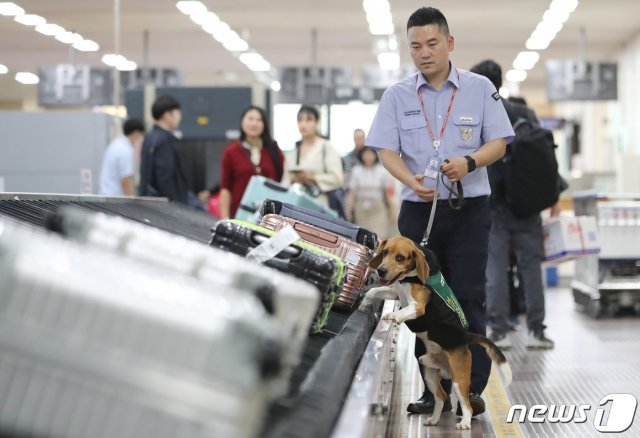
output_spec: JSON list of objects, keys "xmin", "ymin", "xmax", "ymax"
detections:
[{"xmin": 440, "ymin": 157, "xmax": 468, "ymax": 182}]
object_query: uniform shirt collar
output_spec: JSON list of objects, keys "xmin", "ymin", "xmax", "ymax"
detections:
[{"xmin": 415, "ymin": 61, "xmax": 459, "ymax": 92}]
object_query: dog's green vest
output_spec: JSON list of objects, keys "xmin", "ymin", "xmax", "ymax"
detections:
[{"xmin": 426, "ymin": 272, "xmax": 468, "ymax": 329}]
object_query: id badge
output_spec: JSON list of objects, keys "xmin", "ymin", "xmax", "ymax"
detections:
[{"xmin": 424, "ymin": 156, "xmax": 441, "ymax": 180}]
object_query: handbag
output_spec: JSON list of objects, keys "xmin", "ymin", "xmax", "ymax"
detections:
[{"xmin": 295, "ymin": 141, "xmax": 347, "ymax": 219}]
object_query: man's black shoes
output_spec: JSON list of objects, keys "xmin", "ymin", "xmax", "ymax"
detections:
[
  {"xmin": 406, "ymin": 393, "xmax": 452, "ymax": 414},
  {"xmin": 407, "ymin": 392, "xmax": 486, "ymax": 416},
  {"xmin": 455, "ymin": 393, "xmax": 486, "ymax": 416}
]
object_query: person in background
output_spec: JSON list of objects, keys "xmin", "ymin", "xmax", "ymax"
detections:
[
  {"xmin": 346, "ymin": 147, "xmax": 394, "ymax": 239},
  {"xmin": 507, "ymin": 96, "xmax": 539, "ymax": 127},
  {"xmin": 99, "ymin": 118, "xmax": 145, "ymax": 196},
  {"xmin": 366, "ymin": 7, "xmax": 514, "ymax": 416},
  {"xmin": 342, "ymin": 128, "xmax": 367, "ymax": 186},
  {"xmin": 219, "ymin": 106, "xmax": 284, "ymax": 219},
  {"xmin": 470, "ymin": 59, "xmax": 557, "ymax": 350},
  {"xmin": 139, "ymin": 95, "xmax": 191, "ymax": 205},
  {"xmin": 283, "ymin": 105, "xmax": 345, "ymax": 216}
]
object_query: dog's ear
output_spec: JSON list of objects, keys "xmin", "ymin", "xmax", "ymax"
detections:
[
  {"xmin": 369, "ymin": 239, "xmax": 388, "ymax": 269},
  {"xmin": 412, "ymin": 245, "xmax": 430, "ymax": 283}
]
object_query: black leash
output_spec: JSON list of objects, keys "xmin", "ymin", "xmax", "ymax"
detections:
[{"xmin": 441, "ymin": 172, "xmax": 465, "ymax": 210}]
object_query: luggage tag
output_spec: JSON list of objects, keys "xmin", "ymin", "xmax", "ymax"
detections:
[
  {"xmin": 424, "ymin": 155, "xmax": 442, "ymax": 180},
  {"xmin": 247, "ymin": 225, "xmax": 300, "ymax": 263}
]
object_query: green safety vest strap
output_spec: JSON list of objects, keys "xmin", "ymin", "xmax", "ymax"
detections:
[{"xmin": 426, "ymin": 272, "xmax": 469, "ymax": 329}]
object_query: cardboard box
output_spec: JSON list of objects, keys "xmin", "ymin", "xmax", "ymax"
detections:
[{"xmin": 543, "ymin": 216, "xmax": 600, "ymax": 263}]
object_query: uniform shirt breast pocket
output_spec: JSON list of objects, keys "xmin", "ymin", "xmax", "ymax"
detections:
[
  {"xmin": 400, "ymin": 117, "xmax": 426, "ymax": 152},
  {"xmin": 452, "ymin": 114, "xmax": 481, "ymax": 150}
]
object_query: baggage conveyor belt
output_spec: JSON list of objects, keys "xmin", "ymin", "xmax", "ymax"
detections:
[{"xmin": 0, "ymin": 195, "xmax": 380, "ymax": 438}]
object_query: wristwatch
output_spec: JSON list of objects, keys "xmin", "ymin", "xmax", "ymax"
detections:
[{"xmin": 464, "ymin": 155, "xmax": 477, "ymax": 172}]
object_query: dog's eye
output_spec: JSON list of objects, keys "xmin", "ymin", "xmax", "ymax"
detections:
[
  {"xmin": 382, "ymin": 249, "xmax": 388, "ymax": 257},
  {"xmin": 396, "ymin": 255, "xmax": 405, "ymax": 262}
]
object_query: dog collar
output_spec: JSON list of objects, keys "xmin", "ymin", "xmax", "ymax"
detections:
[{"xmin": 399, "ymin": 276, "xmax": 424, "ymax": 285}]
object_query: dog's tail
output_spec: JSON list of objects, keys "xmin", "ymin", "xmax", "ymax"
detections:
[{"xmin": 467, "ymin": 333, "xmax": 512, "ymax": 386}]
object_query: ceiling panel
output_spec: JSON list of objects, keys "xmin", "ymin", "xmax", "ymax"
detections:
[{"xmin": 0, "ymin": 0, "xmax": 638, "ymax": 104}]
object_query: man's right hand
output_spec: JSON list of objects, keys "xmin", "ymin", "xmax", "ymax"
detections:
[
  {"xmin": 409, "ymin": 174, "xmax": 437, "ymax": 201},
  {"xmin": 378, "ymin": 150, "xmax": 437, "ymax": 202}
]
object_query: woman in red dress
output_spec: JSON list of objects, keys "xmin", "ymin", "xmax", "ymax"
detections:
[{"xmin": 219, "ymin": 106, "xmax": 284, "ymax": 219}]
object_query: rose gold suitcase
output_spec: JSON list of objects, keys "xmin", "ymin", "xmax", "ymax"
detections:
[{"xmin": 260, "ymin": 214, "xmax": 372, "ymax": 311}]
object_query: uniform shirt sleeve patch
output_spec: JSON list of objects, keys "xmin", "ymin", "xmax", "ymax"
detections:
[{"xmin": 491, "ymin": 91, "xmax": 501, "ymax": 101}]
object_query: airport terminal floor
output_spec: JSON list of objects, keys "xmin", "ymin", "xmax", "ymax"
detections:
[{"xmin": 384, "ymin": 287, "xmax": 640, "ymax": 437}]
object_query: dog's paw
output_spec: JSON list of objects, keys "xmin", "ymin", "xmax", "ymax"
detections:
[
  {"xmin": 424, "ymin": 416, "xmax": 440, "ymax": 426},
  {"xmin": 455, "ymin": 421, "xmax": 471, "ymax": 430}
]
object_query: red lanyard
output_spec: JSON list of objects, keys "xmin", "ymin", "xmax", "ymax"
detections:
[{"xmin": 416, "ymin": 69, "xmax": 459, "ymax": 151}]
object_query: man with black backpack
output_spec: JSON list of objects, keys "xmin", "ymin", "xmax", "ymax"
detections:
[{"xmin": 471, "ymin": 60, "xmax": 565, "ymax": 350}]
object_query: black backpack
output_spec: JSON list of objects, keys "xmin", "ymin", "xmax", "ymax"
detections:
[{"xmin": 502, "ymin": 111, "xmax": 561, "ymax": 217}]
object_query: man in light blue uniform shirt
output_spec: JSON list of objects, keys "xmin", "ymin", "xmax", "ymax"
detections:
[
  {"xmin": 367, "ymin": 7, "xmax": 514, "ymax": 417},
  {"xmin": 99, "ymin": 118, "xmax": 145, "ymax": 196}
]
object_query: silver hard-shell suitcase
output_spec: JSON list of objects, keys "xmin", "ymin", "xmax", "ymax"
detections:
[
  {"xmin": 48, "ymin": 208, "xmax": 320, "ymax": 397},
  {"xmin": 0, "ymin": 219, "xmax": 280, "ymax": 438}
]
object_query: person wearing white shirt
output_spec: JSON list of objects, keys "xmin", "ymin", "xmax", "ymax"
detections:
[
  {"xmin": 99, "ymin": 118, "xmax": 145, "ymax": 196},
  {"xmin": 346, "ymin": 147, "xmax": 395, "ymax": 239}
]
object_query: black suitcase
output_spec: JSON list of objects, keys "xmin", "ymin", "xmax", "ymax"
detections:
[
  {"xmin": 210, "ymin": 219, "xmax": 346, "ymax": 333},
  {"xmin": 259, "ymin": 199, "xmax": 378, "ymax": 251}
]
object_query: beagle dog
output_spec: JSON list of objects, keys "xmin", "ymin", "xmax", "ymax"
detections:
[{"xmin": 360, "ymin": 236, "xmax": 512, "ymax": 430}]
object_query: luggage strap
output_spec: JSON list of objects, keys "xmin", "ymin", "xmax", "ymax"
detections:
[{"xmin": 246, "ymin": 225, "xmax": 300, "ymax": 263}]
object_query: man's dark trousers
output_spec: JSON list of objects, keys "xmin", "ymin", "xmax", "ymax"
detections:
[{"xmin": 398, "ymin": 196, "xmax": 492, "ymax": 395}]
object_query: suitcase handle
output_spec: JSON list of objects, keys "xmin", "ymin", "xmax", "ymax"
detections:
[
  {"xmin": 264, "ymin": 180, "xmax": 288, "ymax": 193},
  {"xmin": 292, "ymin": 222, "xmax": 339, "ymax": 246}
]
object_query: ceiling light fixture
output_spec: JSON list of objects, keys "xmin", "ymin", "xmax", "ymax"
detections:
[
  {"xmin": 388, "ymin": 35, "xmax": 398, "ymax": 51},
  {"xmin": 378, "ymin": 52, "xmax": 400, "ymax": 70},
  {"xmin": 35, "ymin": 23, "xmax": 65, "ymax": 36},
  {"xmin": 117, "ymin": 60, "xmax": 137, "ymax": 71},
  {"xmin": 73, "ymin": 39, "xmax": 100, "ymax": 52},
  {"xmin": 535, "ymin": 20, "xmax": 563, "ymax": 38},
  {"xmin": 363, "ymin": 0, "xmax": 398, "ymax": 70},
  {"xmin": 0, "ymin": 2, "xmax": 24, "ymax": 16},
  {"xmin": 509, "ymin": 0, "xmax": 579, "ymax": 84},
  {"xmin": 190, "ymin": 10, "xmax": 218, "ymax": 26},
  {"xmin": 102, "ymin": 54, "xmax": 137, "ymax": 71},
  {"xmin": 2, "ymin": 4, "xmax": 135, "ymax": 77},
  {"xmin": 14, "ymin": 13, "xmax": 45, "ymax": 26},
  {"xmin": 513, "ymin": 51, "xmax": 540, "ymax": 70},
  {"xmin": 363, "ymin": 0, "xmax": 394, "ymax": 36},
  {"xmin": 526, "ymin": 36, "xmax": 550, "ymax": 50},
  {"xmin": 543, "ymin": 8, "xmax": 570, "ymax": 24},
  {"xmin": 55, "ymin": 31, "xmax": 83, "ymax": 44},
  {"xmin": 550, "ymin": 0, "xmax": 579, "ymax": 14},
  {"xmin": 506, "ymin": 69, "xmax": 527, "ymax": 82},
  {"xmin": 239, "ymin": 52, "xmax": 271, "ymax": 72},
  {"xmin": 498, "ymin": 86, "xmax": 510, "ymax": 99},
  {"xmin": 202, "ymin": 20, "xmax": 228, "ymax": 36},
  {"xmin": 270, "ymin": 81, "xmax": 281, "ymax": 92},
  {"xmin": 15, "ymin": 71, "xmax": 39, "ymax": 84},
  {"xmin": 223, "ymin": 38, "xmax": 249, "ymax": 52},
  {"xmin": 176, "ymin": 1, "xmax": 276, "ymax": 85},
  {"xmin": 175, "ymin": 1, "xmax": 206, "ymax": 16},
  {"xmin": 101, "ymin": 53, "xmax": 126, "ymax": 67},
  {"xmin": 369, "ymin": 22, "xmax": 394, "ymax": 36},
  {"xmin": 0, "ymin": 63, "xmax": 8, "ymax": 74}
]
